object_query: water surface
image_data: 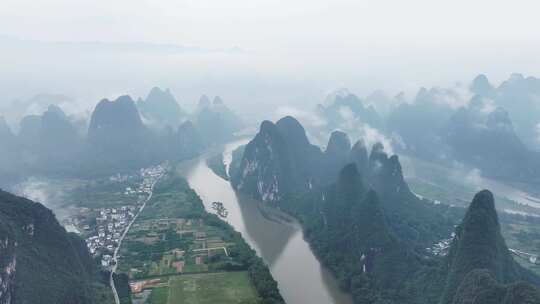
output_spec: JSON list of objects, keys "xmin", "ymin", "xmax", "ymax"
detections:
[{"xmin": 181, "ymin": 139, "xmax": 353, "ymax": 304}]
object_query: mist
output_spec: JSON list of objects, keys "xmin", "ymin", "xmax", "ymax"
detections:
[{"xmin": 2, "ymin": 0, "xmax": 540, "ymax": 123}]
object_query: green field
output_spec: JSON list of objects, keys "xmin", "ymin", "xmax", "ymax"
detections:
[
  {"xmin": 64, "ymin": 175, "xmax": 143, "ymax": 209},
  {"xmin": 118, "ymin": 166, "xmax": 282, "ymax": 304},
  {"xmin": 148, "ymin": 287, "xmax": 169, "ymax": 304},
  {"xmin": 167, "ymin": 272, "xmax": 259, "ymax": 304}
]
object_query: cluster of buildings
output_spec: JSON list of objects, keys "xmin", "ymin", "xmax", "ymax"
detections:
[
  {"xmin": 84, "ymin": 164, "xmax": 165, "ymax": 268},
  {"xmin": 85, "ymin": 205, "xmax": 137, "ymax": 264},
  {"xmin": 124, "ymin": 165, "xmax": 164, "ymax": 195},
  {"xmin": 427, "ymin": 232, "xmax": 455, "ymax": 256}
]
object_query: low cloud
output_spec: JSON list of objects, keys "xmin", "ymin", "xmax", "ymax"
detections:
[
  {"xmin": 274, "ymin": 104, "xmax": 394, "ymax": 154},
  {"xmin": 274, "ymin": 105, "xmax": 327, "ymax": 128},
  {"xmin": 479, "ymin": 98, "xmax": 497, "ymax": 114},
  {"xmin": 464, "ymin": 168, "xmax": 484, "ymax": 190},
  {"xmin": 449, "ymin": 161, "xmax": 485, "ymax": 191},
  {"xmin": 335, "ymin": 105, "xmax": 394, "ymax": 154}
]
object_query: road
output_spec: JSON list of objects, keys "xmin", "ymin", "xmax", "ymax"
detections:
[{"xmin": 110, "ymin": 172, "xmax": 163, "ymax": 304}]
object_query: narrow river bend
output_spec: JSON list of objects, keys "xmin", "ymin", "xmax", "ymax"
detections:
[{"xmin": 180, "ymin": 139, "xmax": 353, "ymax": 304}]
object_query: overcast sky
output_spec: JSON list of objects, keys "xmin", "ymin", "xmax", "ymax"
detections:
[
  {"xmin": 3, "ymin": 0, "xmax": 540, "ymax": 49},
  {"xmin": 1, "ymin": 0, "xmax": 540, "ymax": 116}
]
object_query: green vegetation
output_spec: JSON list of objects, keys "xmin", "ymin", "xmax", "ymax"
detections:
[
  {"xmin": 168, "ymin": 272, "xmax": 259, "ymax": 304},
  {"xmin": 118, "ymin": 169, "xmax": 283, "ymax": 303},
  {"xmin": 65, "ymin": 174, "xmax": 143, "ymax": 209},
  {"xmin": 231, "ymin": 115, "xmax": 540, "ymax": 303},
  {"xmin": 401, "ymin": 155, "xmax": 540, "ymax": 215},
  {"xmin": 0, "ymin": 190, "xmax": 114, "ymax": 304},
  {"xmin": 282, "ymin": 165, "xmax": 423, "ymax": 303},
  {"xmin": 148, "ymin": 287, "xmax": 168, "ymax": 304},
  {"xmin": 502, "ymin": 215, "xmax": 540, "ymax": 275},
  {"xmin": 207, "ymin": 153, "xmax": 229, "ymax": 180},
  {"xmin": 275, "ymin": 164, "xmax": 540, "ymax": 304},
  {"xmin": 114, "ymin": 273, "xmax": 133, "ymax": 304},
  {"xmin": 402, "ymin": 155, "xmax": 540, "ymax": 276},
  {"xmin": 439, "ymin": 190, "xmax": 532, "ymax": 304}
]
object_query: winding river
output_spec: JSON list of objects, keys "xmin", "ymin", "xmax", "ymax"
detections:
[{"xmin": 180, "ymin": 139, "xmax": 353, "ymax": 304}]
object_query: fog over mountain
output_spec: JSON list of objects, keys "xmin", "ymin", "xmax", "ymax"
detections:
[
  {"xmin": 3, "ymin": 2, "xmax": 540, "ymax": 304},
  {"xmin": 2, "ymin": 0, "xmax": 540, "ymax": 121}
]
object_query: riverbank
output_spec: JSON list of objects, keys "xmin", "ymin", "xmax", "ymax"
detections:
[
  {"xmin": 116, "ymin": 166, "xmax": 283, "ymax": 304},
  {"xmin": 180, "ymin": 139, "xmax": 353, "ymax": 304}
]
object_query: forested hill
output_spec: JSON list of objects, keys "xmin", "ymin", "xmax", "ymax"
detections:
[
  {"xmin": 440, "ymin": 190, "xmax": 540, "ymax": 304},
  {"xmin": 281, "ymin": 173, "xmax": 540, "ymax": 303},
  {"xmin": 230, "ymin": 116, "xmax": 540, "ymax": 304},
  {"xmin": 231, "ymin": 116, "xmax": 456, "ymax": 249},
  {"xmin": 0, "ymin": 89, "xmax": 244, "ymax": 183},
  {"xmin": 0, "ymin": 190, "xmax": 113, "ymax": 304}
]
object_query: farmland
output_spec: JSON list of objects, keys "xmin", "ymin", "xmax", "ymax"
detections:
[{"xmin": 118, "ymin": 166, "xmax": 281, "ymax": 303}]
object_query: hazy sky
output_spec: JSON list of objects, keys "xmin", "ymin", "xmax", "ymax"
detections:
[
  {"xmin": 3, "ymin": 0, "xmax": 539, "ymax": 49},
  {"xmin": 2, "ymin": 0, "xmax": 540, "ymax": 117}
]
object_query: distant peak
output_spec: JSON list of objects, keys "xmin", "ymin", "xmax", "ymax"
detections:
[
  {"xmin": 259, "ymin": 120, "xmax": 277, "ymax": 133},
  {"xmin": 213, "ymin": 96, "xmax": 224, "ymax": 105},
  {"xmin": 46, "ymin": 103, "xmax": 63, "ymax": 112},
  {"xmin": 276, "ymin": 116, "xmax": 305, "ymax": 133},
  {"xmin": 323, "ymin": 88, "xmax": 352, "ymax": 106},
  {"xmin": 44, "ymin": 104, "xmax": 67, "ymax": 117},
  {"xmin": 326, "ymin": 130, "xmax": 351, "ymax": 154},
  {"xmin": 90, "ymin": 95, "xmax": 141, "ymax": 129},
  {"xmin": 146, "ymin": 86, "xmax": 175, "ymax": 99},
  {"xmin": 351, "ymin": 139, "xmax": 367, "ymax": 150},
  {"xmin": 116, "ymin": 95, "xmax": 136, "ymax": 105},
  {"xmin": 198, "ymin": 94, "xmax": 211, "ymax": 108},
  {"xmin": 149, "ymin": 86, "xmax": 164, "ymax": 94},
  {"xmin": 275, "ymin": 116, "xmax": 304, "ymax": 134},
  {"xmin": 469, "ymin": 189, "xmax": 496, "ymax": 213},
  {"xmin": 471, "ymin": 74, "xmax": 494, "ymax": 96},
  {"xmin": 473, "ymin": 74, "xmax": 490, "ymax": 84},
  {"xmin": 416, "ymin": 87, "xmax": 429, "ymax": 99},
  {"xmin": 275, "ymin": 116, "xmax": 309, "ymax": 143}
]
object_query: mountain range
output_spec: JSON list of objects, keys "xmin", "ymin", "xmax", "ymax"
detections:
[
  {"xmin": 317, "ymin": 74, "xmax": 540, "ymax": 185},
  {"xmin": 0, "ymin": 89, "xmax": 243, "ymax": 182},
  {"xmin": 136, "ymin": 87, "xmax": 186, "ymax": 129},
  {"xmin": 231, "ymin": 115, "xmax": 540, "ymax": 304}
]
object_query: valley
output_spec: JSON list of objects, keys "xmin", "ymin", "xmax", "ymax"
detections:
[
  {"xmin": 8, "ymin": 135, "xmax": 540, "ymax": 303},
  {"xmin": 3, "ymin": 5, "xmax": 540, "ymax": 303},
  {"xmin": 401, "ymin": 155, "xmax": 540, "ymax": 275},
  {"xmin": 180, "ymin": 140, "xmax": 353, "ymax": 304},
  {"xmin": 8, "ymin": 152, "xmax": 282, "ymax": 304}
]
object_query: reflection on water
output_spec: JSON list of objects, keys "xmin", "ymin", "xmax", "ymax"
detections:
[
  {"xmin": 180, "ymin": 139, "xmax": 352, "ymax": 304},
  {"xmin": 234, "ymin": 192, "xmax": 296, "ymax": 266}
]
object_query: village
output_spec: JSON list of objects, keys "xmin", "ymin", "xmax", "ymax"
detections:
[{"xmin": 74, "ymin": 164, "xmax": 166, "ymax": 268}]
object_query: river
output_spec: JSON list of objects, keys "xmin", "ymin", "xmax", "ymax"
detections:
[
  {"xmin": 180, "ymin": 139, "xmax": 353, "ymax": 304},
  {"xmin": 400, "ymin": 155, "xmax": 540, "ymax": 213}
]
